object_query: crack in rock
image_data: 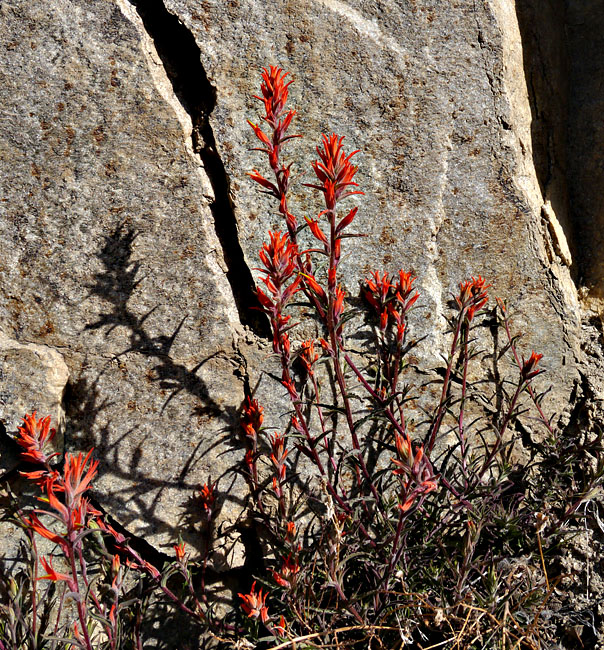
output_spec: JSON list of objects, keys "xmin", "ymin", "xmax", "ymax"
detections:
[{"xmin": 122, "ymin": 0, "xmax": 271, "ymax": 340}]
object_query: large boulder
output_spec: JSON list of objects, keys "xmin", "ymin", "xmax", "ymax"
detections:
[{"xmin": 0, "ymin": 0, "xmax": 592, "ymax": 559}]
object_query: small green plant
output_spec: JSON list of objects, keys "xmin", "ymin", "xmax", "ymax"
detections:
[{"xmin": 1, "ymin": 66, "xmax": 601, "ymax": 650}]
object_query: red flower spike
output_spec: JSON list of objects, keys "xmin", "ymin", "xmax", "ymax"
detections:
[
  {"xmin": 16, "ymin": 412, "xmax": 57, "ymax": 465},
  {"xmin": 46, "ymin": 478, "xmax": 69, "ymax": 521},
  {"xmin": 399, "ymin": 494, "xmax": 416, "ymax": 512},
  {"xmin": 241, "ymin": 396, "xmax": 264, "ymax": 441},
  {"xmin": 285, "ymin": 521, "xmax": 296, "ymax": 542},
  {"xmin": 239, "ymin": 581, "xmax": 269, "ymax": 624},
  {"xmin": 380, "ymin": 308, "xmax": 389, "ymax": 332},
  {"xmin": 271, "ymin": 553, "xmax": 300, "ymax": 588},
  {"xmin": 394, "ymin": 431, "xmax": 412, "ymax": 466},
  {"xmin": 270, "ymin": 433, "xmax": 288, "ymax": 481},
  {"xmin": 363, "ymin": 271, "xmax": 392, "ymax": 312},
  {"xmin": 299, "ymin": 339, "xmax": 319, "ymax": 374},
  {"xmin": 307, "ymin": 133, "xmax": 363, "ymax": 210},
  {"xmin": 111, "ymin": 554, "xmax": 121, "ymax": 577},
  {"xmin": 174, "ymin": 542, "xmax": 187, "ymax": 563},
  {"xmin": 255, "ymin": 66, "xmax": 293, "ymax": 125},
  {"xmin": 275, "ymin": 615, "xmax": 287, "ymax": 635},
  {"xmin": 258, "ymin": 231, "xmax": 298, "ymax": 288},
  {"xmin": 396, "ymin": 271, "xmax": 416, "ymax": 299},
  {"xmin": 244, "ymin": 449, "xmax": 255, "ymax": 473},
  {"xmin": 61, "ymin": 450, "xmax": 98, "ymax": 508},
  {"xmin": 198, "ymin": 482, "xmax": 217, "ymax": 520},
  {"xmin": 333, "ymin": 286, "xmax": 346, "ymax": 326},
  {"xmin": 456, "ymin": 276, "xmax": 490, "ymax": 322}
]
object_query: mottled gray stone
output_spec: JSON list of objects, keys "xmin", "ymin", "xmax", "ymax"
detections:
[
  {"xmin": 0, "ymin": 332, "xmax": 69, "ymax": 474},
  {"xmin": 0, "ymin": 0, "xmax": 249, "ymax": 556}
]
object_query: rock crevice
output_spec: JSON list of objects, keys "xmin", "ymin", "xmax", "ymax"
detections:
[{"xmin": 124, "ymin": 0, "xmax": 270, "ymax": 339}]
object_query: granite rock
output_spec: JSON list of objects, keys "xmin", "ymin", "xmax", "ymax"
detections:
[
  {"xmin": 0, "ymin": 0, "xmax": 593, "ymax": 567},
  {"xmin": 0, "ymin": 331, "xmax": 69, "ymax": 475}
]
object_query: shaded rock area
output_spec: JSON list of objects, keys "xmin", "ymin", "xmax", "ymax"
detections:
[{"xmin": 0, "ymin": 0, "xmax": 603, "ymax": 630}]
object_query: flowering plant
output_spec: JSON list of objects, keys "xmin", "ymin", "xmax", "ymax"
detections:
[
  {"xmin": 1, "ymin": 65, "xmax": 601, "ymax": 650},
  {"xmin": 237, "ymin": 66, "xmax": 600, "ymax": 648}
]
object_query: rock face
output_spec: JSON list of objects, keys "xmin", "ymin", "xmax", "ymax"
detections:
[
  {"xmin": 0, "ymin": 332, "xmax": 69, "ymax": 475},
  {"xmin": 0, "ymin": 0, "xmax": 595, "ymax": 567}
]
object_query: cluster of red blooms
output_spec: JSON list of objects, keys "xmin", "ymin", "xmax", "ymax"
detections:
[
  {"xmin": 248, "ymin": 66, "xmax": 300, "ymax": 235},
  {"xmin": 521, "ymin": 351, "xmax": 544, "ymax": 382},
  {"xmin": 298, "ymin": 339, "xmax": 320, "ymax": 376},
  {"xmin": 241, "ymin": 396, "xmax": 264, "ymax": 487},
  {"xmin": 197, "ymin": 481, "xmax": 217, "ymax": 522},
  {"xmin": 239, "ymin": 580, "xmax": 269, "ymax": 624},
  {"xmin": 16, "ymin": 414, "xmax": 100, "ymax": 575},
  {"xmin": 363, "ymin": 269, "xmax": 419, "ymax": 343},
  {"xmin": 391, "ymin": 431, "xmax": 438, "ymax": 512},
  {"xmin": 455, "ymin": 275, "xmax": 490, "ymax": 323},
  {"xmin": 246, "ymin": 65, "xmax": 550, "ymax": 638},
  {"xmin": 256, "ymin": 230, "xmax": 301, "ymax": 361},
  {"xmin": 249, "ymin": 67, "xmax": 363, "ymax": 348},
  {"xmin": 13, "ymin": 414, "xmax": 105, "ymax": 646},
  {"xmin": 15, "ymin": 412, "xmax": 58, "ymax": 465},
  {"xmin": 14, "ymin": 412, "xmax": 213, "ymax": 644},
  {"xmin": 270, "ymin": 432, "xmax": 288, "ymax": 499}
]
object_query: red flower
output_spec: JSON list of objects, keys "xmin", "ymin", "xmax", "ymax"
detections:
[
  {"xmin": 332, "ymin": 285, "xmax": 346, "ymax": 335},
  {"xmin": 15, "ymin": 412, "xmax": 57, "ymax": 465},
  {"xmin": 38, "ymin": 556, "xmax": 71, "ymax": 584},
  {"xmin": 258, "ymin": 231, "xmax": 298, "ymax": 288},
  {"xmin": 363, "ymin": 271, "xmax": 392, "ymax": 312},
  {"xmin": 307, "ymin": 134, "xmax": 363, "ymax": 210},
  {"xmin": 285, "ymin": 521, "xmax": 296, "ymax": 542},
  {"xmin": 60, "ymin": 450, "xmax": 98, "ymax": 508},
  {"xmin": 174, "ymin": 542, "xmax": 187, "ymax": 563},
  {"xmin": 198, "ymin": 482, "xmax": 217, "ymax": 520},
  {"xmin": 270, "ymin": 433, "xmax": 288, "ymax": 481},
  {"xmin": 271, "ymin": 553, "xmax": 300, "ymax": 588},
  {"xmin": 244, "ymin": 449, "xmax": 255, "ymax": 474},
  {"xmin": 363, "ymin": 270, "xmax": 418, "ymax": 333},
  {"xmin": 239, "ymin": 581, "xmax": 269, "ymax": 624},
  {"xmin": 254, "ymin": 66, "xmax": 293, "ymax": 125},
  {"xmin": 455, "ymin": 276, "xmax": 490, "ymax": 322},
  {"xmin": 249, "ymin": 67, "xmax": 301, "ymax": 234},
  {"xmin": 298, "ymin": 339, "xmax": 319, "ymax": 374},
  {"xmin": 521, "ymin": 351, "xmax": 544, "ymax": 381},
  {"xmin": 241, "ymin": 397, "xmax": 264, "ymax": 441},
  {"xmin": 394, "ymin": 271, "xmax": 419, "ymax": 313}
]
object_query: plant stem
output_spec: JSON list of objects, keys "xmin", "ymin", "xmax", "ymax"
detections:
[{"xmin": 426, "ymin": 312, "xmax": 464, "ymax": 454}]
